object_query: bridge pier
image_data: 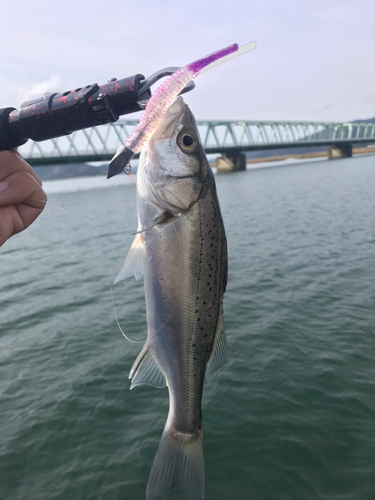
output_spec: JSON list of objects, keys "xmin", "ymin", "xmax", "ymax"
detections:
[
  {"xmin": 327, "ymin": 143, "xmax": 352, "ymax": 160},
  {"xmin": 216, "ymin": 152, "xmax": 246, "ymax": 173}
]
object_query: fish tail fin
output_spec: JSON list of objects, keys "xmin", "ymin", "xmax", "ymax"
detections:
[{"xmin": 146, "ymin": 423, "xmax": 204, "ymax": 500}]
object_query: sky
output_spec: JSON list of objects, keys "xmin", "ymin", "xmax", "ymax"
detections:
[{"xmin": 1, "ymin": 0, "xmax": 375, "ymax": 123}]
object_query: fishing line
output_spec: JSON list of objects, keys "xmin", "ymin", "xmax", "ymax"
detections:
[{"xmin": 38, "ymin": 197, "xmax": 145, "ymax": 344}]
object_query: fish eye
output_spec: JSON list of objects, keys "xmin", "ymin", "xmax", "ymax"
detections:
[
  {"xmin": 182, "ymin": 135, "xmax": 194, "ymax": 147},
  {"xmin": 177, "ymin": 132, "xmax": 198, "ymax": 153}
]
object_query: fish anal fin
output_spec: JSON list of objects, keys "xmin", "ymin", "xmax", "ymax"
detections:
[
  {"xmin": 129, "ymin": 344, "xmax": 166, "ymax": 389},
  {"xmin": 114, "ymin": 232, "xmax": 145, "ymax": 283},
  {"xmin": 205, "ymin": 303, "xmax": 228, "ymax": 383}
]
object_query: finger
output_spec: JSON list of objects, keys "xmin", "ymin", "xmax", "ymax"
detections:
[
  {"xmin": 0, "ymin": 201, "xmax": 46, "ymax": 247},
  {"xmin": 0, "ymin": 205, "xmax": 22, "ymax": 247},
  {"xmin": 11, "ymin": 148, "xmax": 22, "ymax": 157},
  {"xmin": 14, "ymin": 203, "xmax": 45, "ymax": 234},
  {"xmin": 0, "ymin": 150, "xmax": 42, "ymax": 186},
  {"xmin": 0, "ymin": 170, "xmax": 47, "ymax": 209}
]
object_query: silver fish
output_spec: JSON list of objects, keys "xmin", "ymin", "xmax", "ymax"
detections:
[{"xmin": 115, "ymin": 96, "xmax": 228, "ymax": 500}]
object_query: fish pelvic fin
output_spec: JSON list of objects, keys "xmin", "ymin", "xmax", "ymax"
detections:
[
  {"xmin": 146, "ymin": 424, "xmax": 204, "ymax": 500},
  {"xmin": 114, "ymin": 232, "xmax": 145, "ymax": 283},
  {"xmin": 129, "ymin": 345, "xmax": 166, "ymax": 389}
]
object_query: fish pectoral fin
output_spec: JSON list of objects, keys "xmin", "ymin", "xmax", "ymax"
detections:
[
  {"xmin": 205, "ymin": 303, "xmax": 228, "ymax": 383},
  {"xmin": 129, "ymin": 344, "xmax": 166, "ymax": 389},
  {"xmin": 134, "ymin": 211, "xmax": 171, "ymax": 234},
  {"xmin": 114, "ymin": 232, "xmax": 145, "ymax": 283}
]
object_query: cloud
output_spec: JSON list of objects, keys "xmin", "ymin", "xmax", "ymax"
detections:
[
  {"xmin": 17, "ymin": 75, "xmax": 63, "ymax": 104},
  {"xmin": 311, "ymin": 104, "xmax": 333, "ymax": 114},
  {"xmin": 1, "ymin": 0, "xmax": 375, "ymax": 121}
]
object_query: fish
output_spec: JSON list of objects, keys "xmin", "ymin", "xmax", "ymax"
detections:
[{"xmin": 115, "ymin": 96, "xmax": 228, "ymax": 500}]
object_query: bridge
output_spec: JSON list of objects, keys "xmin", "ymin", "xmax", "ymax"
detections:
[{"xmin": 20, "ymin": 119, "xmax": 375, "ymax": 169}]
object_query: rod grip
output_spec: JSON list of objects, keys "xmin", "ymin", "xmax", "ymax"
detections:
[{"xmin": 0, "ymin": 74, "xmax": 150, "ymax": 150}]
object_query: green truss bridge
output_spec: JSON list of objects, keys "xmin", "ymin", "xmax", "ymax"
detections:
[{"xmin": 20, "ymin": 119, "xmax": 375, "ymax": 167}]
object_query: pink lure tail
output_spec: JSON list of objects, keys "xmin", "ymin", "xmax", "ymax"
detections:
[{"xmin": 187, "ymin": 43, "xmax": 238, "ymax": 74}]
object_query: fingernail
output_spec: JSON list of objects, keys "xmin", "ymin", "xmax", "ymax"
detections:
[{"xmin": 0, "ymin": 181, "xmax": 8, "ymax": 195}]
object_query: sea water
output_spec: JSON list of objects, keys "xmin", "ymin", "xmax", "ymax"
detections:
[{"xmin": 1, "ymin": 155, "xmax": 375, "ymax": 499}]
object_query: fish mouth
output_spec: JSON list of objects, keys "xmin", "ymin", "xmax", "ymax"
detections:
[{"xmin": 107, "ymin": 98, "xmax": 187, "ymax": 179}]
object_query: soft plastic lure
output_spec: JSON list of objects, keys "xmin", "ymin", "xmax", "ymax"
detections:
[{"xmin": 108, "ymin": 41, "xmax": 256, "ymax": 178}]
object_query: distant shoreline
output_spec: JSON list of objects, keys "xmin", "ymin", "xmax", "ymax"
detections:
[
  {"xmin": 245, "ymin": 146, "xmax": 375, "ymax": 165},
  {"xmin": 35, "ymin": 146, "xmax": 375, "ymax": 182}
]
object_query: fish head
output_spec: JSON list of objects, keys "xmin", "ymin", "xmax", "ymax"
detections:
[{"xmin": 138, "ymin": 97, "xmax": 210, "ymax": 215}]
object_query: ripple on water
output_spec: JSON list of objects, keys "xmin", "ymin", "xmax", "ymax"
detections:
[{"xmin": 1, "ymin": 157, "xmax": 375, "ymax": 499}]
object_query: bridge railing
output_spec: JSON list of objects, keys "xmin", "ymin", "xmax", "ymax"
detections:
[
  {"xmin": 198, "ymin": 121, "xmax": 375, "ymax": 149},
  {"xmin": 19, "ymin": 120, "xmax": 375, "ymax": 165}
]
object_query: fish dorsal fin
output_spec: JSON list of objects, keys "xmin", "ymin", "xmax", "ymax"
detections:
[
  {"xmin": 114, "ymin": 232, "xmax": 145, "ymax": 283},
  {"xmin": 205, "ymin": 303, "xmax": 228, "ymax": 383},
  {"xmin": 129, "ymin": 344, "xmax": 166, "ymax": 389}
]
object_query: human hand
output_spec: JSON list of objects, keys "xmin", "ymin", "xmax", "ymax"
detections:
[{"xmin": 0, "ymin": 150, "xmax": 47, "ymax": 247}]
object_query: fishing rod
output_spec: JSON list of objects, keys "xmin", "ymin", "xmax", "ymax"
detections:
[{"xmin": 0, "ymin": 68, "xmax": 195, "ymax": 151}]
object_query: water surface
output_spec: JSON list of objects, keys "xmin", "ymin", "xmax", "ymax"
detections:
[{"xmin": 1, "ymin": 155, "xmax": 375, "ymax": 499}]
